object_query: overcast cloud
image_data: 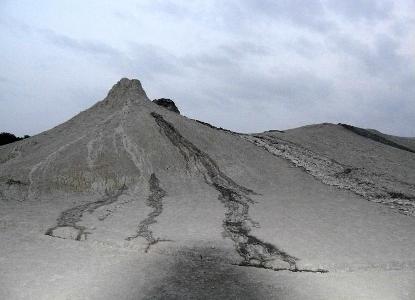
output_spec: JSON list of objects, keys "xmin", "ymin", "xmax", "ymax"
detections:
[{"xmin": 0, "ymin": 0, "xmax": 414, "ymax": 136}]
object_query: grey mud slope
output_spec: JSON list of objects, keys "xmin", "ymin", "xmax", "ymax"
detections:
[
  {"xmin": 45, "ymin": 185, "xmax": 127, "ymax": 240},
  {"xmin": 126, "ymin": 173, "xmax": 170, "ymax": 252},
  {"xmin": 151, "ymin": 112, "xmax": 327, "ymax": 273},
  {"xmin": 244, "ymin": 134, "xmax": 415, "ymax": 216},
  {"xmin": 339, "ymin": 123, "xmax": 415, "ymax": 154}
]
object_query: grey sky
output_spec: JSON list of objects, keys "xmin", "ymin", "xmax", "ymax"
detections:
[{"xmin": 1, "ymin": 0, "xmax": 414, "ymax": 136}]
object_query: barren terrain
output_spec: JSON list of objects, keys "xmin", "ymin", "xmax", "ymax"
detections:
[{"xmin": 1, "ymin": 79, "xmax": 414, "ymax": 299}]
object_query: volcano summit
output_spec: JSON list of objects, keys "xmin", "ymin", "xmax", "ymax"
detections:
[{"xmin": 1, "ymin": 78, "xmax": 415, "ymax": 299}]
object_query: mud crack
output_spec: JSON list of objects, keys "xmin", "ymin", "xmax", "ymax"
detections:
[
  {"xmin": 126, "ymin": 173, "xmax": 171, "ymax": 252},
  {"xmin": 45, "ymin": 184, "xmax": 127, "ymax": 240},
  {"xmin": 151, "ymin": 112, "xmax": 322, "ymax": 272}
]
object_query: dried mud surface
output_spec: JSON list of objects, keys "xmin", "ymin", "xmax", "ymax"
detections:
[{"xmin": 152, "ymin": 112, "xmax": 327, "ymax": 273}]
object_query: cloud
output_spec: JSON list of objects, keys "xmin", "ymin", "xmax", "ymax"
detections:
[
  {"xmin": 218, "ymin": 41, "xmax": 269, "ymax": 59},
  {"xmin": 120, "ymin": 43, "xmax": 183, "ymax": 79},
  {"xmin": 138, "ymin": 0, "xmax": 190, "ymax": 17},
  {"xmin": 329, "ymin": 33, "xmax": 409, "ymax": 77},
  {"xmin": 237, "ymin": 0, "xmax": 334, "ymax": 32},
  {"xmin": 29, "ymin": 26, "xmax": 184, "ymax": 81},
  {"xmin": 1, "ymin": 0, "xmax": 414, "ymax": 137},
  {"xmin": 325, "ymin": 0, "xmax": 393, "ymax": 21},
  {"xmin": 38, "ymin": 29, "xmax": 120, "ymax": 56}
]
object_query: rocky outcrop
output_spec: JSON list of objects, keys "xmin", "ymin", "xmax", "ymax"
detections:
[{"xmin": 152, "ymin": 98, "xmax": 180, "ymax": 114}]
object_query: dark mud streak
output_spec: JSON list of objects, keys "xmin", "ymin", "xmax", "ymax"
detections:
[
  {"xmin": 151, "ymin": 112, "xmax": 323, "ymax": 273},
  {"xmin": 339, "ymin": 123, "xmax": 415, "ymax": 154},
  {"xmin": 152, "ymin": 113, "xmax": 255, "ymax": 196},
  {"xmin": 45, "ymin": 185, "xmax": 127, "ymax": 240},
  {"xmin": 126, "ymin": 173, "xmax": 170, "ymax": 252}
]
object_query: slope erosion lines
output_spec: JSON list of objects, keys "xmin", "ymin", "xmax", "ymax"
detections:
[
  {"xmin": 28, "ymin": 135, "xmax": 87, "ymax": 200},
  {"xmin": 87, "ymin": 131, "xmax": 103, "ymax": 170},
  {"xmin": 245, "ymin": 134, "xmax": 415, "ymax": 216},
  {"xmin": 86, "ymin": 110, "xmax": 124, "ymax": 170},
  {"xmin": 116, "ymin": 103, "xmax": 154, "ymax": 178},
  {"xmin": 151, "ymin": 112, "xmax": 325, "ymax": 272},
  {"xmin": 126, "ymin": 173, "xmax": 170, "ymax": 252},
  {"xmin": 46, "ymin": 105, "xmax": 153, "ymax": 240},
  {"xmin": 45, "ymin": 184, "xmax": 127, "ymax": 240}
]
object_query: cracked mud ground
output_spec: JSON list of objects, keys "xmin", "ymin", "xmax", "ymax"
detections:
[{"xmin": 152, "ymin": 112, "xmax": 327, "ymax": 273}]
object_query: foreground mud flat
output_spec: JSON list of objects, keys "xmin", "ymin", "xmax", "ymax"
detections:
[{"xmin": 1, "ymin": 79, "xmax": 415, "ymax": 299}]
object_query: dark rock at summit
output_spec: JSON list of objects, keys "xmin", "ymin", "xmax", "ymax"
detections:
[{"xmin": 152, "ymin": 98, "xmax": 180, "ymax": 114}]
